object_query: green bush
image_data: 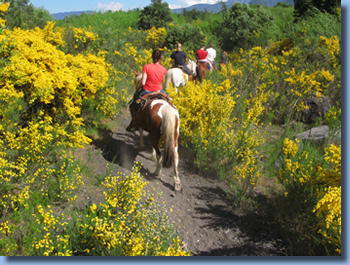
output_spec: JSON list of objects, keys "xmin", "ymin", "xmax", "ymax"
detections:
[
  {"xmin": 219, "ymin": 3, "xmax": 275, "ymax": 52},
  {"xmin": 136, "ymin": 0, "xmax": 173, "ymax": 30},
  {"xmin": 165, "ymin": 22, "xmax": 206, "ymax": 51}
]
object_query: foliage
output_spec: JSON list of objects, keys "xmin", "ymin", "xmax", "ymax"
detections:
[
  {"xmin": 179, "ymin": 8, "xmax": 211, "ymax": 21},
  {"xmin": 0, "ymin": 0, "xmax": 342, "ymax": 256},
  {"xmin": 136, "ymin": 0, "xmax": 173, "ymax": 30},
  {"xmin": 0, "ymin": 3, "xmax": 188, "ymax": 256},
  {"xmin": 219, "ymin": 3, "xmax": 276, "ymax": 52},
  {"xmin": 294, "ymin": 0, "xmax": 341, "ymax": 18},
  {"xmin": 168, "ymin": 77, "xmax": 266, "ymax": 198},
  {"xmin": 165, "ymin": 22, "xmax": 207, "ymax": 51},
  {"xmin": 278, "ymin": 139, "xmax": 341, "ymax": 255},
  {"xmin": 70, "ymin": 163, "xmax": 190, "ymax": 256},
  {"xmin": 2, "ymin": 0, "xmax": 53, "ymax": 29}
]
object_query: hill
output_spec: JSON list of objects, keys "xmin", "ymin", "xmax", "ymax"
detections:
[
  {"xmin": 52, "ymin": 10, "xmax": 93, "ymax": 20},
  {"xmin": 171, "ymin": 0, "xmax": 249, "ymax": 13},
  {"xmin": 51, "ymin": 0, "xmax": 294, "ymax": 19},
  {"xmin": 171, "ymin": 0, "xmax": 293, "ymax": 13}
]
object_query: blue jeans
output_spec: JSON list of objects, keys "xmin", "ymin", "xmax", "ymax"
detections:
[{"xmin": 207, "ymin": 61, "xmax": 216, "ymax": 70}]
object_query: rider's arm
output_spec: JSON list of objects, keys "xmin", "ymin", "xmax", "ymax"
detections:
[{"xmin": 142, "ymin": 72, "xmax": 147, "ymax": 86}]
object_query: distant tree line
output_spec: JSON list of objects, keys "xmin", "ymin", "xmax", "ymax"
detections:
[
  {"xmin": 2, "ymin": 0, "xmax": 341, "ymax": 53},
  {"xmin": 135, "ymin": 0, "xmax": 340, "ymax": 52},
  {"xmin": 3, "ymin": 0, "xmax": 53, "ymax": 29}
]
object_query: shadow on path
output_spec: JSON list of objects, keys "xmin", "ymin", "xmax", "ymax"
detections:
[{"xmin": 88, "ymin": 128, "xmax": 138, "ymax": 170}]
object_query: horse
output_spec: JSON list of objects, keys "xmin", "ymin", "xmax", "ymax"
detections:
[
  {"xmin": 164, "ymin": 60, "xmax": 197, "ymax": 90},
  {"xmin": 194, "ymin": 61, "xmax": 210, "ymax": 83},
  {"xmin": 129, "ymin": 73, "xmax": 181, "ymax": 192}
]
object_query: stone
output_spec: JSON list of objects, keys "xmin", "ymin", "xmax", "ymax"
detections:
[{"xmin": 295, "ymin": 125, "xmax": 329, "ymax": 141}]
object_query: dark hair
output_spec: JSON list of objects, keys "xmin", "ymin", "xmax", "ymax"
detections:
[{"xmin": 152, "ymin": 49, "xmax": 162, "ymax": 63}]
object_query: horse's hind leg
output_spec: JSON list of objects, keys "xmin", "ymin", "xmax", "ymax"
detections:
[
  {"xmin": 151, "ymin": 136, "xmax": 162, "ymax": 177},
  {"xmin": 154, "ymin": 147, "xmax": 162, "ymax": 177},
  {"xmin": 173, "ymin": 151, "xmax": 181, "ymax": 193}
]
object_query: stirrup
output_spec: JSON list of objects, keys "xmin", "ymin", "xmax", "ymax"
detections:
[
  {"xmin": 126, "ymin": 121, "xmax": 138, "ymax": 132},
  {"xmin": 126, "ymin": 127, "xmax": 138, "ymax": 132}
]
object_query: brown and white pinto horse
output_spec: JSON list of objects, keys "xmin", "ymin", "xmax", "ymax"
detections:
[{"xmin": 131, "ymin": 72, "xmax": 181, "ymax": 192}]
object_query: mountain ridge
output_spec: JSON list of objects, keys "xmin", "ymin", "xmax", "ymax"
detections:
[{"xmin": 51, "ymin": 0, "xmax": 294, "ymax": 20}]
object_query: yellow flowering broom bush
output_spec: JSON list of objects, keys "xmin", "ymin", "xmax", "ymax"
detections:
[
  {"xmin": 168, "ymin": 78, "xmax": 267, "ymax": 194},
  {"xmin": 278, "ymin": 139, "xmax": 341, "ymax": 255},
  {"xmin": 221, "ymin": 33, "xmax": 341, "ymax": 125},
  {"xmin": 25, "ymin": 163, "xmax": 189, "ymax": 256},
  {"xmin": 0, "ymin": 3, "xmax": 118, "ymax": 255},
  {"xmin": 314, "ymin": 144, "xmax": 341, "ymax": 254}
]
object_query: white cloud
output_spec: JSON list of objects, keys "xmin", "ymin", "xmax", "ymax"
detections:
[
  {"xmin": 179, "ymin": 0, "xmax": 218, "ymax": 7},
  {"xmin": 96, "ymin": 2, "xmax": 123, "ymax": 12},
  {"xmin": 169, "ymin": 4, "xmax": 183, "ymax": 9}
]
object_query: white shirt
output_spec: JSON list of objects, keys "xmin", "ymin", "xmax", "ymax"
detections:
[{"xmin": 206, "ymin": 47, "xmax": 216, "ymax": 62}]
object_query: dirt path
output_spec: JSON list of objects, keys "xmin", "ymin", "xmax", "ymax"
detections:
[{"xmin": 81, "ymin": 110, "xmax": 286, "ymax": 256}]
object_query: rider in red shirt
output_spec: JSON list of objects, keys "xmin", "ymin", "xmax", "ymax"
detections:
[
  {"xmin": 196, "ymin": 44, "xmax": 208, "ymax": 62},
  {"xmin": 196, "ymin": 44, "xmax": 212, "ymax": 71},
  {"xmin": 126, "ymin": 50, "xmax": 167, "ymax": 132},
  {"xmin": 142, "ymin": 63, "xmax": 166, "ymax": 92}
]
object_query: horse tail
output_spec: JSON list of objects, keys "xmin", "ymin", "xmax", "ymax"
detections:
[
  {"xmin": 161, "ymin": 103, "xmax": 179, "ymax": 168},
  {"xmin": 196, "ymin": 64, "xmax": 203, "ymax": 83}
]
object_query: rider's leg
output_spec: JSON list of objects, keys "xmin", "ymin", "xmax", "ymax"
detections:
[
  {"xmin": 126, "ymin": 89, "xmax": 143, "ymax": 132},
  {"xmin": 126, "ymin": 102, "xmax": 138, "ymax": 132},
  {"xmin": 184, "ymin": 65, "xmax": 193, "ymax": 76},
  {"xmin": 207, "ymin": 61, "xmax": 212, "ymax": 71}
]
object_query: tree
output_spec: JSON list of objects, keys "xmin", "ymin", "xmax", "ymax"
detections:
[
  {"xmin": 165, "ymin": 23, "xmax": 206, "ymax": 51},
  {"xmin": 218, "ymin": 3, "xmax": 275, "ymax": 52},
  {"xmin": 137, "ymin": 0, "xmax": 173, "ymax": 30},
  {"xmin": 294, "ymin": 0, "xmax": 341, "ymax": 18},
  {"xmin": 3, "ymin": 0, "xmax": 53, "ymax": 29}
]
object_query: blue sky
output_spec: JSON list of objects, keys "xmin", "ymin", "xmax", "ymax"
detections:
[{"xmin": 29, "ymin": 0, "xmax": 220, "ymax": 14}]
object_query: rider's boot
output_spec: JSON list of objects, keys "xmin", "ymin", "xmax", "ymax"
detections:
[{"xmin": 126, "ymin": 108, "xmax": 138, "ymax": 132}]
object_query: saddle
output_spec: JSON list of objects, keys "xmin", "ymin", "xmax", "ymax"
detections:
[
  {"xmin": 135, "ymin": 91, "xmax": 173, "ymax": 111},
  {"xmin": 171, "ymin": 64, "xmax": 187, "ymax": 74}
]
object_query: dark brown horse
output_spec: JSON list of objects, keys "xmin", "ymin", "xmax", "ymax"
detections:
[{"xmin": 130, "ymin": 72, "xmax": 181, "ymax": 192}]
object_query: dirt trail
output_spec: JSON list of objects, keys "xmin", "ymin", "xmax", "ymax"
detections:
[{"xmin": 81, "ymin": 111, "xmax": 286, "ymax": 256}]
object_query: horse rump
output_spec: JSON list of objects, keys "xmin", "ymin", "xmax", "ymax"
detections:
[{"xmin": 195, "ymin": 63, "xmax": 203, "ymax": 83}]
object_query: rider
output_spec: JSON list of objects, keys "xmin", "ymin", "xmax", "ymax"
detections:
[
  {"xmin": 171, "ymin": 42, "xmax": 193, "ymax": 76},
  {"xmin": 196, "ymin": 44, "xmax": 211, "ymax": 71},
  {"xmin": 126, "ymin": 49, "xmax": 167, "ymax": 132},
  {"xmin": 219, "ymin": 50, "xmax": 229, "ymax": 65},
  {"xmin": 206, "ymin": 44, "xmax": 217, "ymax": 70}
]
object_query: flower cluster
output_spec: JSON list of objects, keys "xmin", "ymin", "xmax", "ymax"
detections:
[
  {"xmin": 225, "ymin": 35, "xmax": 341, "ymax": 124},
  {"xmin": 0, "ymin": 6, "xmax": 120, "ymax": 256},
  {"xmin": 74, "ymin": 162, "xmax": 190, "ymax": 256},
  {"xmin": 314, "ymin": 144, "xmax": 341, "ymax": 254},
  {"xmin": 145, "ymin": 27, "xmax": 167, "ymax": 48},
  {"xmin": 168, "ymin": 76, "xmax": 266, "ymax": 192},
  {"xmin": 279, "ymin": 139, "xmax": 341, "ymax": 254},
  {"xmin": 0, "ymin": 2, "xmax": 9, "ymax": 27}
]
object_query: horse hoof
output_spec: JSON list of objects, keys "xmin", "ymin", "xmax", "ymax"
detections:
[{"xmin": 174, "ymin": 184, "xmax": 182, "ymax": 194}]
